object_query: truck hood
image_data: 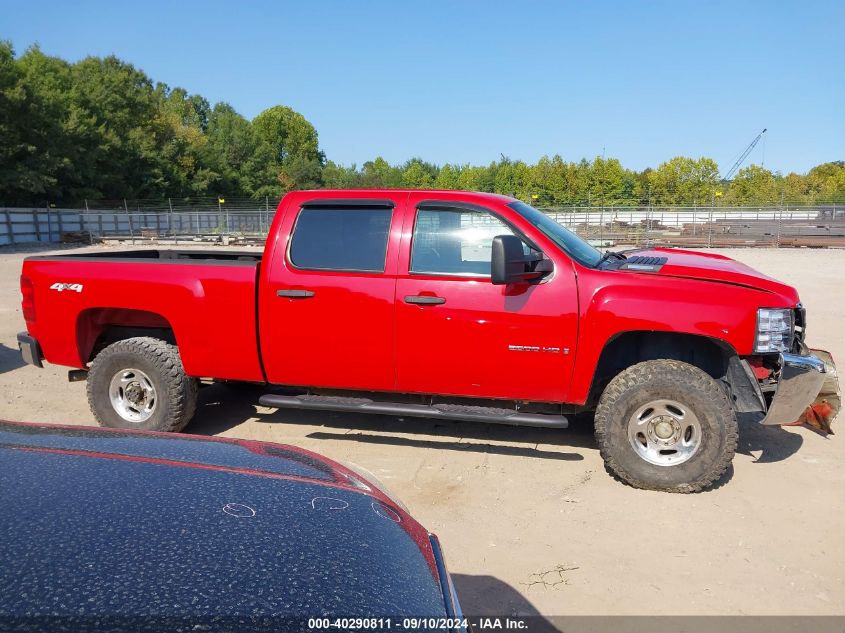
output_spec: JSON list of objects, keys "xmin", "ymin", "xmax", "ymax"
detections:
[{"xmin": 625, "ymin": 247, "xmax": 799, "ymax": 302}]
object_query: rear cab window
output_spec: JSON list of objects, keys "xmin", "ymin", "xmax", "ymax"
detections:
[{"xmin": 289, "ymin": 206, "xmax": 392, "ymax": 272}]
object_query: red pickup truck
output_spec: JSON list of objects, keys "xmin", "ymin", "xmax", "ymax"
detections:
[{"xmin": 18, "ymin": 190, "xmax": 839, "ymax": 492}]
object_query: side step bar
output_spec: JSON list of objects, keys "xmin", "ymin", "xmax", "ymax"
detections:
[{"xmin": 258, "ymin": 394, "xmax": 569, "ymax": 428}]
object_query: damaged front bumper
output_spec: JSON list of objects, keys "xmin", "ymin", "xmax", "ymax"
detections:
[{"xmin": 762, "ymin": 349, "xmax": 840, "ymax": 432}]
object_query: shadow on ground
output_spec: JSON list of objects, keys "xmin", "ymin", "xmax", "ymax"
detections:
[
  {"xmin": 0, "ymin": 343, "xmax": 25, "ymax": 375},
  {"xmin": 452, "ymin": 574, "xmax": 559, "ymax": 632},
  {"xmin": 187, "ymin": 383, "xmax": 595, "ymax": 461},
  {"xmin": 736, "ymin": 417, "xmax": 804, "ymax": 463},
  {"xmin": 187, "ymin": 382, "xmax": 806, "ymax": 467},
  {"xmin": 305, "ymin": 430, "xmax": 584, "ymax": 461}
]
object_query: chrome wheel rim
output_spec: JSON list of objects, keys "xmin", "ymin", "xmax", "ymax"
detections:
[
  {"xmin": 627, "ymin": 399, "xmax": 701, "ymax": 466},
  {"xmin": 109, "ymin": 368, "xmax": 157, "ymax": 423}
]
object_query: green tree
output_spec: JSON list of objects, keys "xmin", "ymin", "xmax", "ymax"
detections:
[
  {"xmin": 805, "ymin": 162, "xmax": 845, "ymax": 203},
  {"xmin": 493, "ymin": 157, "xmax": 530, "ymax": 197},
  {"xmin": 401, "ymin": 158, "xmax": 437, "ymax": 188},
  {"xmin": 361, "ymin": 157, "xmax": 403, "ymax": 188},
  {"xmin": 322, "ymin": 160, "xmax": 362, "ymax": 188},
  {"xmin": 4, "ymin": 41, "xmax": 845, "ymax": 208},
  {"xmin": 0, "ymin": 42, "xmax": 61, "ymax": 204},
  {"xmin": 588, "ymin": 157, "xmax": 634, "ymax": 205},
  {"xmin": 248, "ymin": 105, "xmax": 323, "ymax": 197},
  {"xmin": 71, "ymin": 55, "xmax": 165, "ymax": 198},
  {"xmin": 647, "ymin": 156, "xmax": 720, "ymax": 205},
  {"xmin": 435, "ymin": 163, "xmax": 461, "ymax": 189},
  {"xmin": 456, "ymin": 164, "xmax": 493, "ymax": 192},
  {"xmin": 817, "ymin": 164, "xmax": 845, "ymax": 203},
  {"xmin": 572, "ymin": 159, "xmax": 593, "ymax": 204},
  {"xmin": 526, "ymin": 155, "xmax": 575, "ymax": 204},
  {"xmin": 725, "ymin": 165, "xmax": 780, "ymax": 205},
  {"xmin": 204, "ymin": 102, "xmax": 255, "ymax": 196},
  {"xmin": 780, "ymin": 171, "xmax": 815, "ymax": 204},
  {"xmin": 151, "ymin": 87, "xmax": 219, "ymax": 197}
]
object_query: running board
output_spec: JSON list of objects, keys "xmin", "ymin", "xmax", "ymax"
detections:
[{"xmin": 258, "ymin": 394, "xmax": 569, "ymax": 428}]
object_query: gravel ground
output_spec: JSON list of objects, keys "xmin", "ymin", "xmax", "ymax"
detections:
[{"xmin": 1, "ymin": 243, "xmax": 843, "ymax": 617}]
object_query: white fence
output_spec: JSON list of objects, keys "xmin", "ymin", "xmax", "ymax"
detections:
[
  {"xmin": 2, "ymin": 205, "xmax": 843, "ymax": 248},
  {"xmin": 0, "ymin": 207, "xmax": 274, "ymax": 246}
]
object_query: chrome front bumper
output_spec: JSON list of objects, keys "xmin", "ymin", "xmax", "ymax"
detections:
[{"xmin": 761, "ymin": 350, "xmax": 839, "ymax": 428}]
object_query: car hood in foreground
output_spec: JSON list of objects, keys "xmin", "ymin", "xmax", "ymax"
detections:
[{"xmin": 0, "ymin": 421, "xmax": 446, "ymax": 620}]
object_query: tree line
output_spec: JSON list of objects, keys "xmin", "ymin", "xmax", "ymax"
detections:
[
  {"xmin": 324, "ymin": 156, "xmax": 845, "ymax": 207},
  {"xmin": 2, "ymin": 42, "xmax": 844, "ymax": 208}
]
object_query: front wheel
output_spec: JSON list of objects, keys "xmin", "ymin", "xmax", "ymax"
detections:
[
  {"xmin": 87, "ymin": 337, "xmax": 198, "ymax": 432},
  {"xmin": 594, "ymin": 359, "xmax": 737, "ymax": 493}
]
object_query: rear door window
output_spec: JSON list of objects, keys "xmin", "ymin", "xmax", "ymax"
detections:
[{"xmin": 289, "ymin": 207, "xmax": 392, "ymax": 272}]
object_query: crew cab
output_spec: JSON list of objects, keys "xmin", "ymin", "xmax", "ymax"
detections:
[{"xmin": 18, "ymin": 190, "xmax": 840, "ymax": 492}]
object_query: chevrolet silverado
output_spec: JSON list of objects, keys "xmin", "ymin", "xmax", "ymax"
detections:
[{"xmin": 18, "ymin": 190, "xmax": 840, "ymax": 492}]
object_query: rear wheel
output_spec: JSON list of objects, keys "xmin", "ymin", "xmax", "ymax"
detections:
[
  {"xmin": 594, "ymin": 359, "xmax": 737, "ymax": 492},
  {"xmin": 87, "ymin": 337, "xmax": 198, "ymax": 432}
]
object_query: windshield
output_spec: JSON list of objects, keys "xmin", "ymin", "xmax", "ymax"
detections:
[{"xmin": 507, "ymin": 201, "xmax": 603, "ymax": 267}]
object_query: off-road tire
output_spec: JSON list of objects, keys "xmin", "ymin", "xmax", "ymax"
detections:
[
  {"xmin": 594, "ymin": 359, "xmax": 737, "ymax": 493},
  {"xmin": 87, "ymin": 337, "xmax": 198, "ymax": 432}
]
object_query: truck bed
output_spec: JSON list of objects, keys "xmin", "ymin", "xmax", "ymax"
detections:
[
  {"xmin": 21, "ymin": 250, "xmax": 265, "ymax": 382},
  {"xmin": 26, "ymin": 249, "xmax": 262, "ymax": 264}
]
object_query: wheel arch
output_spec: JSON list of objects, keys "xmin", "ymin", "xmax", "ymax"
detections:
[
  {"xmin": 586, "ymin": 330, "xmax": 739, "ymax": 407},
  {"xmin": 77, "ymin": 307, "xmax": 177, "ymax": 363}
]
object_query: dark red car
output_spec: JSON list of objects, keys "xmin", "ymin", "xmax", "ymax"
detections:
[{"xmin": 0, "ymin": 420, "xmax": 464, "ymax": 631}]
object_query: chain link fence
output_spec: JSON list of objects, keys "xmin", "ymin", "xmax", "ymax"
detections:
[
  {"xmin": 2, "ymin": 200, "xmax": 844, "ymax": 248},
  {"xmin": 544, "ymin": 204, "xmax": 845, "ymax": 248}
]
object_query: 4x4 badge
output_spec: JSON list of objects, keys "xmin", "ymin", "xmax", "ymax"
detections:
[{"xmin": 49, "ymin": 282, "xmax": 83, "ymax": 293}]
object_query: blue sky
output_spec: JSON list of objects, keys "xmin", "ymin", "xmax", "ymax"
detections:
[{"xmin": 3, "ymin": 0, "xmax": 843, "ymax": 174}]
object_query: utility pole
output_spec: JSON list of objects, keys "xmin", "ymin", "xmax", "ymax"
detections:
[
  {"xmin": 692, "ymin": 197, "xmax": 696, "ymax": 238},
  {"xmin": 708, "ymin": 192, "xmax": 715, "ymax": 248},
  {"xmin": 124, "ymin": 199, "xmax": 133, "ymax": 241},
  {"xmin": 168, "ymin": 198, "xmax": 174, "ymax": 237}
]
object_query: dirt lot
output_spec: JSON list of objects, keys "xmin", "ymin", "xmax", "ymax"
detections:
[{"xmin": 1, "ymin": 244, "xmax": 843, "ymax": 618}]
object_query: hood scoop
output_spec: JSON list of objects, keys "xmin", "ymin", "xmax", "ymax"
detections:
[{"xmin": 618, "ymin": 255, "xmax": 668, "ymax": 272}]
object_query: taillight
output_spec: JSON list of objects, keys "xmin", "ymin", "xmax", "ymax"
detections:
[{"xmin": 20, "ymin": 275, "xmax": 35, "ymax": 322}]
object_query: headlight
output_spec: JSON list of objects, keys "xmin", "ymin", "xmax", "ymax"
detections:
[{"xmin": 755, "ymin": 308, "xmax": 794, "ymax": 353}]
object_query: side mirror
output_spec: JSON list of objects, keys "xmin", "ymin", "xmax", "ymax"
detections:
[{"xmin": 491, "ymin": 235, "xmax": 546, "ymax": 285}]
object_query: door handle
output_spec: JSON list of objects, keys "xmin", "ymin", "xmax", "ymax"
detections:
[
  {"xmin": 404, "ymin": 295, "xmax": 446, "ymax": 305},
  {"xmin": 277, "ymin": 289, "xmax": 315, "ymax": 298}
]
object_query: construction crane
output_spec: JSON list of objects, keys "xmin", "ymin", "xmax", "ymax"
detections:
[{"xmin": 721, "ymin": 128, "xmax": 767, "ymax": 181}]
